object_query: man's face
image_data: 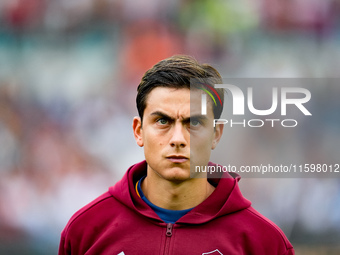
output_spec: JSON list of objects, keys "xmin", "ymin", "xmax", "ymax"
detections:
[{"xmin": 133, "ymin": 87, "xmax": 223, "ymax": 182}]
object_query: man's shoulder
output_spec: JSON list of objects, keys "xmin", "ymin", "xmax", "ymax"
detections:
[
  {"xmin": 61, "ymin": 162, "xmax": 144, "ymax": 237},
  {"xmin": 240, "ymin": 206, "xmax": 293, "ymax": 251},
  {"xmin": 209, "ymin": 205, "xmax": 294, "ymax": 253},
  {"xmin": 244, "ymin": 207, "xmax": 287, "ymax": 233},
  {"xmin": 62, "ymin": 191, "xmax": 115, "ymax": 234}
]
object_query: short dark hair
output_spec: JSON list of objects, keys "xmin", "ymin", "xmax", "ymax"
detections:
[{"xmin": 136, "ymin": 55, "xmax": 224, "ymax": 120}]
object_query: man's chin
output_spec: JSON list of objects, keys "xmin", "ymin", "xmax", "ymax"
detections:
[{"xmin": 162, "ymin": 167, "xmax": 191, "ymax": 182}]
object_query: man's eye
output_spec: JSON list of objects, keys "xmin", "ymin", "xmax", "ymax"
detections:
[
  {"xmin": 157, "ymin": 118, "xmax": 168, "ymax": 125},
  {"xmin": 190, "ymin": 119, "xmax": 201, "ymax": 127}
]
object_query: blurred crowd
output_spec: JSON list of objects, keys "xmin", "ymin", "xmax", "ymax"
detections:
[{"xmin": 1, "ymin": 0, "xmax": 340, "ymax": 254}]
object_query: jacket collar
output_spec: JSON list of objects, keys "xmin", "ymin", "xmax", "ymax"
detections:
[{"xmin": 109, "ymin": 161, "xmax": 251, "ymax": 224}]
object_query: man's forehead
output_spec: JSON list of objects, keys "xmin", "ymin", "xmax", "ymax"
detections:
[
  {"xmin": 145, "ymin": 87, "xmax": 207, "ymax": 103},
  {"xmin": 146, "ymin": 86, "xmax": 199, "ymax": 99},
  {"xmin": 144, "ymin": 87, "xmax": 213, "ymax": 118},
  {"xmin": 145, "ymin": 87, "xmax": 190, "ymax": 106}
]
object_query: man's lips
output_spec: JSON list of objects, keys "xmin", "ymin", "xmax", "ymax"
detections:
[{"xmin": 166, "ymin": 155, "xmax": 189, "ymax": 163}]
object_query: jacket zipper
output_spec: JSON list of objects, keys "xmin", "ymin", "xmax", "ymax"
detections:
[
  {"xmin": 163, "ymin": 223, "xmax": 173, "ymax": 255},
  {"xmin": 166, "ymin": 223, "xmax": 173, "ymax": 237}
]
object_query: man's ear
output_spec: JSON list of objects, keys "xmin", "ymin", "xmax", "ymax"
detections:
[
  {"xmin": 133, "ymin": 117, "xmax": 144, "ymax": 147},
  {"xmin": 211, "ymin": 123, "xmax": 224, "ymax": 150}
]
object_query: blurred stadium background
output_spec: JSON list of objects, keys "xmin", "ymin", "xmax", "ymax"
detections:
[{"xmin": 0, "ymin": 0, "xmax": 340, "ymax": 254}]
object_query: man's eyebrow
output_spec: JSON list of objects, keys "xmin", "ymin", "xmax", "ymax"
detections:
[
  {"xmin": 190, "ymin": 114, "xmax": 208, "ymax": 120},
  {"xmin": 186, "ymin": 115, "xmax": 208, "ymax": 122},
  {"xmin": 149, "ymin": 111, "xmax": 208, "ymax": 122},
  {"xmin": 150, "ymin": 111, "xmax": 174, "ymax": 120}
]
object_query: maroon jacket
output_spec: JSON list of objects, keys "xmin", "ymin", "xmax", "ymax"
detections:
[{"xmin": 59, "ymin": 161, "xmax": 294, "ymax": 255}]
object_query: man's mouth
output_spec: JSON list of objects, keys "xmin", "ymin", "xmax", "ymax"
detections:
[{"xmin": 166, "ymin": 155, "xmax": 189, "ymax": 163}]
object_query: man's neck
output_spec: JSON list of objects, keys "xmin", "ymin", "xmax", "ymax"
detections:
[{"xmin": 141, "ymin": 171, "xmax": 215, "ymax": 211}]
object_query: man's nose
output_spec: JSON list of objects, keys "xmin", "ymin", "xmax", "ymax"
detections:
[{"xmin": 169, "ymin": 123, "xmax": 187, "ymax": 148}]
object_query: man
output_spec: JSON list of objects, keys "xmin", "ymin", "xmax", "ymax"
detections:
[{"xmin": 59, "ymin": 55, "xmax": 294, "ymax": 255}]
